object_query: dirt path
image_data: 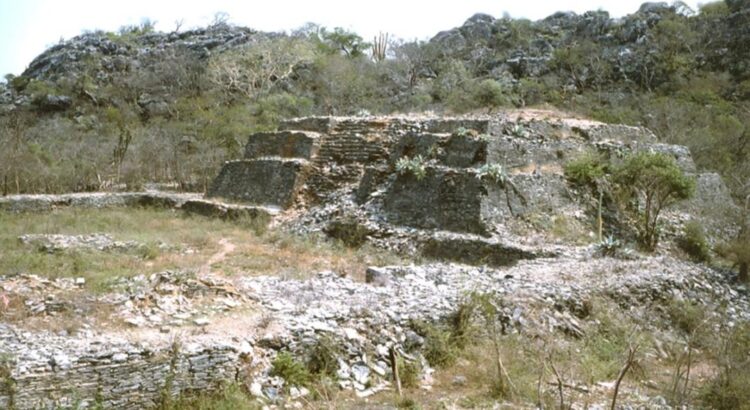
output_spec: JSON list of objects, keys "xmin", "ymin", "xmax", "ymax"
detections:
[{"xmin": 199, "ymin": 237, "xmax": 236, "ymax": 276}]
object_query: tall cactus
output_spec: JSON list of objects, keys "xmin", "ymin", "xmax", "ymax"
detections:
[{"xmin": 372, "ymin": 32, "xmax": 389, "ymax": 62}]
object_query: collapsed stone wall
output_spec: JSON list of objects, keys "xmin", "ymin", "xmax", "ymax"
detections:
[{"xmin": 0, "ymin": 192, "xmax": 278, "ymax": 221}]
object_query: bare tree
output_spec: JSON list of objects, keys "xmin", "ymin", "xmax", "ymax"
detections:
[
  {"xmin": 207, "ymin": 36, "xmax": 314, "ymax": 101},
  {"xmin": 611, "ymin": 344, "xmax": 640, "ymax": 410}
]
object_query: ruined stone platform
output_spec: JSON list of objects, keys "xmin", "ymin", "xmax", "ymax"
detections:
[{"xmin": 209, "ymin": 113, "xmax": 736, "ymax": 261}]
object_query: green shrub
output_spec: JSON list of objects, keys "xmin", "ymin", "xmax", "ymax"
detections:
[
  {"xmin": 448, "ymin": 297, "xmax": 479, "ymax": 349},
  {"xmin": 667, "ymin": 299, "xmax": 707, "ymax": 336},
  {"xmin": 613, "ymin": 152, "xmax": 695, "ymax": 251},
  {"xmin": 473, "ymin": 79, "xmax": 510, "ymax": 112},
  {"xmin": 323, "ymin": 218, "xmax": 370, "ymax": 248},
  {"xmin": 306, "ymin": 336, "xmax": 341, "ymax": 377},
  {"xmin": 270, "ymin": 351, "xmax": 311, "ymax": 389},
  {"xmin": 166, "ymin": 383, "xmax": 258, "ymax": 410},
  {"xmin": 396, "ymin": 397, "xmax": 421, "ymax": 410},
  {"xmin": 410, "ymin": 320, "xmax": 458, "ymax": 368},
  {"xmin": 397, "ymin": 357, "xmax": 422, "ymax": 388},
  {"xmin": 564, "ymin": 152, "xmax": 607, "ymax": 187},
  {"xmin": 9, "ymin": 75, "xmax": 30, "ymax": 92},
  {"xmin": 138, "ymin": 241, "xmax": 161, "ymax": 260},
  {"xmin": 677, "ymin": 221, "xmax": 711, "ymax": 262}
]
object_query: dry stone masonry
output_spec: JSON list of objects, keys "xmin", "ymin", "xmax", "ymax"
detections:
[{"xmin": 210, "ymin": 113, "xmax": 735, "ymax": 261}]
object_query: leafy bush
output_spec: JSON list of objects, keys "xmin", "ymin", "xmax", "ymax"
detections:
[
  {"xmin": 306, "ymin": 336, "xmax": 341, "ymax": 377},
  {"xmin": 667, "ymin": 300, "xmax": 699, "ymax": 337},
  {"xmin": 613, "ymin": 152, "xmax": 695, "ymax": 251},
  {"xmin": 473, "ymin": 79, "xmax": 511, "ymax": 112},
  {"xmin": 677, "ymin": 221, "xmax": 711, "ymax": 262},
  {"xmin": 421, "ymin": 324, "xmax": 458, "ymax": 368},
  {"xmin": 564, "ymin": 152, "xmax": 608, "ymax": 187},
  {"xmin": 447, "ymin": 297, "xmax": 479, "ymax": 349},
  {"xmin": 323, "ymin": 218, "xmax": 370, "ymax": 248},
  {"xmin": 395, "ymin": 155, "xmax": 428, "ymax": 180},
  {"xmin": 397, "ymin": 357, "xmax": 422, "ymax": 388}
]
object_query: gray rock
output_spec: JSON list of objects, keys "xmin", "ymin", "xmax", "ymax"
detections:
[
  {"xmin": 365, "ymin": 267, "xmax": 391, "ymax": 286},
  {"xmin": 350, "ymin": 363, "xmax": 370, "ymax": 385},
  {"xmin": 112, "ymin": 353, "xmax": 128, "ymax": 362}
]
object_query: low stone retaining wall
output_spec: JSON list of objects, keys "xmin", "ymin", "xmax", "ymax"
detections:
[{"xmin": 0, "ymin": 327, "xmax": 243, "ymax": 409}]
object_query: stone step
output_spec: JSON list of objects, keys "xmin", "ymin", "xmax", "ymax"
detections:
[
  {"xmin": 180, "ymin": 198, "xmax": 279, "ymax": 221},
  {"xmin": 420, "ymin": 232, "xmax": 557, "ymax": 267}
]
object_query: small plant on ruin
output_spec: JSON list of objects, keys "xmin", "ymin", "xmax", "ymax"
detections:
[
  {"xmin": 395, "ymin": 155, "xmax": 427, "ymax": 181},
  {"xmin": 476, "ymin": 163, "xmax": 509, "ymax": 186},
  {"xmin": 455, "ymin": 127, "xmax": 471, "ymax": 137},
  {"xmin": 396, "ymin": 356, "xmax": 422, "ymax": 388},
  {"xmin": 510, "ymin": 123, "xmax": 528, "ymax": 138},
  {"xmin": 477, "ymin": 133, "xmax": 491, "ymax": 142},
  {"xmin": 306, "ymin": 335, "xmax": 342, "ymax": 377},
  {"xmin": 564, "ymin": 151, "xmax": 608, "ymax": 188},
  {"xmin": 476, "ymin": 163, "xmax": 528, "ymax": 214}
]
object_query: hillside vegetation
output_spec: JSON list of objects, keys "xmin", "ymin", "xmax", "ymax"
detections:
[{"xmin": 0, "ymin": 1, "xmax": 748, "ymax": 201}]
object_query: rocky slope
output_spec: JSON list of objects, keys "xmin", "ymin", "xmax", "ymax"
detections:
[{"xmin": 429, "ymin": 1, "xmax": 750, "ymax": 86}]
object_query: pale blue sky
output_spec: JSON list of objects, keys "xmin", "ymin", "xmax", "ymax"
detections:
[{"xmin": 0, "ymin": 0, "xmax": 703, "ymax": 79}]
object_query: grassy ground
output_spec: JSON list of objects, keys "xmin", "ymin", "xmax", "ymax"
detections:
[{"xmin": 0, "ymin": 207, "xmax": 402, "ymax": 291}]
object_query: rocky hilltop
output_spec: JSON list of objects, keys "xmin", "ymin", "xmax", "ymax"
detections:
[{"xmin": 429, "ymin": 1, "xmax": 750, "ymax": 82}]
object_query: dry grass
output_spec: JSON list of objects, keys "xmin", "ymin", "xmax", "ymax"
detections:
[{"xmin": 0, "ymin": 207, "xmax": 403, "ymax": 291}]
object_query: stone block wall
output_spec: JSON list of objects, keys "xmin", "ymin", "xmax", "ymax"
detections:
[
  {"xmin": 383, "ymin": 168, "xmax": 487, "ymax": 235},
  {"xmin": 207, "ymin": 159, "xmax": 308, "ymax": 208},
  {"xmin": 0, "ymin": 327, "xmax": 241, "ymax": 410}
]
